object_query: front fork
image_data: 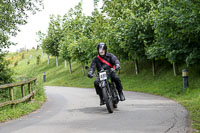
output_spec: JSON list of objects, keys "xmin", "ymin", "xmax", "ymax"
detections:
[{"xmin": 100, "ymin": 80, "xmax": 112, "ymax": 98}]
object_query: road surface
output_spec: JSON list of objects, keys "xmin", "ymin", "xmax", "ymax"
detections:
[{"xmin": 0, "ymin": 86, "xmax": 191, "ymax": 133}]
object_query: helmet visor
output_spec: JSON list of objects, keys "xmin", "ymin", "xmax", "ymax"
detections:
[{"xmin": 99, "ymin": 44, "xmax": 105, "ymax": 53}]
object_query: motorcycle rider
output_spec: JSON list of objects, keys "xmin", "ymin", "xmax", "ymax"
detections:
[{"xmin": 88, "ymin": 42, "xmax": 125, "ymax": 105}]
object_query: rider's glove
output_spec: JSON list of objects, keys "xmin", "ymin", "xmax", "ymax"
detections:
[
  {"xmin": 115, "ymin": 64, "xmax": 120, "ymax": 71},
  {"xmin": 88, "ymin": 71, "xmax": 93, "ymax": 78}
]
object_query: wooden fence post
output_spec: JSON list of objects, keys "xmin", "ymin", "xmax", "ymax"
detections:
[
  {"xmin": 33, "ymin": 80, "xmax": 36, "ymax": 98},
  {"xmin": 9, "ymin": 87, "xmax": 14, "ymax": 108},
  {"xmin": 28, "ymin": 83, "xmax": 32, "ymax": 101},
  {"xmin": 21, "ymin": 84, "xmax": 25, "ymax": 97}
]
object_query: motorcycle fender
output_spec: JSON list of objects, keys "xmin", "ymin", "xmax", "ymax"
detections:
[{"xmin": 100, "ymin": 81, "xmax": 106, "ymax": 88}]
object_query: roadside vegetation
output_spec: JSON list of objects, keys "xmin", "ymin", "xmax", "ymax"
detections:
[
  {"xmin": 0, "ymin": 0, "xmax": 45, "ymax": 123},
  {"xmin": 0, "ymin": 49, "xmax": 46, "ymax": 122}
]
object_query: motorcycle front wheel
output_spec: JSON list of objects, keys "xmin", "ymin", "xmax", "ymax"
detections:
[{"xmin": 102, "ymin": 87, "xmax": 113, "ymax": 113}]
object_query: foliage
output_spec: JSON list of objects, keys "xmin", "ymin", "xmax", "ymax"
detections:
[
  {"xmin": 0, "ymin": 54, "xmax": 13, "ymax": 85},
  {"xmin": 0, "ymin": 0, "xmax": 43, "ymax": 85},
  {"xmin": 42, "ymin": 15, "xmax": 62, "ymax": 57},
  {"xmin": 0, "ymin": 0, "xmax": 43, "ymax": 50},
  {"xmin": 152, "ymin": 0, "xmax": 200, "ymax": 65},
  {"xmin": 36, "ymin": 55, "xmax": 41, "ymax": 65},
  {"xmin": 68, "ymin": 35, "xmax": 92, "ymax": 64},
  {"xmin": 38, "ymin": 0, "xmax": 200, "ymax": 73}
]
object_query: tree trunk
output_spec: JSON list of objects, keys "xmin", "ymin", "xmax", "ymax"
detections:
[
  {"xmin": 173, "ymin": 62, "xmax": 177, "ymax": 76},
  {"xmin": 82, "ymin": 63, "xmax": 85, "ymax": 76},
  {"xmin": 135, "ymin": 59, "xmax": 139, "ymax": 75},
  {"xmin": 69, "ymin": 60, "xmax": 72, "ymax": 74},
  {"xmin": 56, "ymin": 56, "xmax": 58, "ymax": 67},
  {"xmin": 152, "ymin": 58, "xmax": 156, "ymax": 76},
  {"xmin": 47, "ymin": 55, "xmax": 50, "ymax": 65},
  {"xmin": 65, "ymin": 60, "xmax": 67, "ymax": 68}
]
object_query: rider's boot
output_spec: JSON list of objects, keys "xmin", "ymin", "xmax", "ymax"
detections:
[
  {"xmin": 118, "ymin": 91, "xmax": 125, "ymax": 101},
  {"xmin": 99, "ymin": 95, "xmax": 105, "ymax": 106}
]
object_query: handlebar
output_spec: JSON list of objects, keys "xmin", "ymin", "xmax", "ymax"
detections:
[{"xmin": 92, "ymin": 68, "xmax": 116, "ymax": 78}]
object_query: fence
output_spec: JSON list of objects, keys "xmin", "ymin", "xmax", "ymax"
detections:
[{"xmin": 0, "ymin": 78, "xmax": 37, "ymax": 108}]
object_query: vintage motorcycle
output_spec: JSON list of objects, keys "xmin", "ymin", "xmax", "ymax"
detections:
[{"xmin": 86, "ymin": 66, "xmax": 120, "ymax": 113}]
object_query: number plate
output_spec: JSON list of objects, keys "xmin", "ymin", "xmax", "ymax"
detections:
[{"xmin": 99, "ymin": 72, "xmax": 107, "ymax": 81}]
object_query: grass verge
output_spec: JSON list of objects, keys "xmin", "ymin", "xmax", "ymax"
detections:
[{"xmin": 0, "ymin": 80, "xmax": 46, "ymax": 122}]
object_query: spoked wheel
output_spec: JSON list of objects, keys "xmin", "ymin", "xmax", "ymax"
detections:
[{"xmin": 102, "ymin": 87, "xmax": 113, "ymax": 113}]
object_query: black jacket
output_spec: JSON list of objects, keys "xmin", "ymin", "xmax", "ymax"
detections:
[{"xmin": 89, "ymin": 53, "xmax": 120, "ymax": 73}]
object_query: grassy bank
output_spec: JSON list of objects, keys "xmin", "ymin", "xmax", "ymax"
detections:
[
  {"xmin": 0, "ymin": 80, "xmax": 45, "ymax": 122},
  {"xmin": 0, "ymin": 50, "xmax": 46, "ymax": 122},
  {"xmin": 4, "ymin": 49, "xmax": 200, "ymax": 132}
]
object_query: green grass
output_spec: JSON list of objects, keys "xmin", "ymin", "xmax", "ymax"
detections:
[
  {"xmin": 0, "ymin": 80, "xmax": 45, "ymax": 122},
  {"xmin": 0, "ymin": 50, "xmax": 46, "ymax": 122},
  {"xmin": 3, "ymin": 49, "xmax": 200, "ymax": 132}
]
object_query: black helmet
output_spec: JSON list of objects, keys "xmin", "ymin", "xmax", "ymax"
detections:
[{"xmin": 97, "ymin": 42, "xmax": 107, "ymax": 56}]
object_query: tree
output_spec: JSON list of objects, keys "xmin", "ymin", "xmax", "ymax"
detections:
[
  {"xmin": 36, "ymin": 30, "xmax": 46, "ymax": 50},
  {"xmin": 0, "ymin": 0, "xmax": 43, "ymax": 51},
  {"xmin": 102, "ymin": 0, "xmax": 157, "ymax": 75},
  {"xmin": 59, "ymin": 17, "xmax": 73, "ymax": 73},
  {"xmin": 69, "ymin": 35, "xmax": 92, "ymax": 75},
  {"xmin": 42, "ymin": 15, "xmax": 62, "ymax": 67},
  {"xmin": 0, "ymin": 0, "xmax": 43, "ymax": 84},
  {"xmin": 66, "ymin": 3, "xmax": 93, "ymax": 75},
  {"xmin": 152, "ymin": 0, "xmax": 200, "ymax": 75}
]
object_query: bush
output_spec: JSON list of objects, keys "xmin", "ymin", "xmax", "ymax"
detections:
[
  {"xmin": 14, "ymin": 61, "xmax": 18, "ymax": 67},
  {"xmin": 36, "ymin": 55, "xmax": 41, "ymax": 65},
  {"xmin": 21, "ymin": 53, "xmax": 24, "ymax": 60},
  {"xmin": 0, "ymin": 54, "xmax": 13, "ymax": 85}
]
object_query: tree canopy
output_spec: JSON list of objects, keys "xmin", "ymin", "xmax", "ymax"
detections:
[
  {"xmin": 0, "ymin": 0, "xmax": 43, "ymax": 84},
  {"xmin": 40, "ymin": 0, "xmax": 200, "ymax": 74}
]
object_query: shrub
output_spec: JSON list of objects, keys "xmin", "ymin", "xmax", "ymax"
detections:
[
  {"xmin": 21, "ymin": 53, "xmax": 24, "ymax": 60},
  {"xmin": 36, "ymin": 55, "xmax": 41, "ymax": 65},
  {"xmin": 14, "ymin": 61, "xmax": 18, "ymax": 67},
  {"xmin": 0, "ymin": 54, "xmax": 13, "ymax": 85}
]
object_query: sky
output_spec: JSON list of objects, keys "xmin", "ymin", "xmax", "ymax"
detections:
[{"xmin": 8, "ymin": 0, "xmax": 101, "ymax": 52}]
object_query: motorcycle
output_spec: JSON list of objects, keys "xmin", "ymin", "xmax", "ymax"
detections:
[{"xmin": 86, "ymin": 66, "xmax": 119, "ymax": 113}]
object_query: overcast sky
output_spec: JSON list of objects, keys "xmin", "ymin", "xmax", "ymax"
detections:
[{"xmin": 9, "ymin": 0, "xmax": 101, "ymax": 52}]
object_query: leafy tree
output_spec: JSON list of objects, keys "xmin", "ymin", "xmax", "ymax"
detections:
[
  {"xmin": 0, "ymin": 0, "xmax": 43, "ymax": 84},
  {"xmin": 103, "ymin": 0, "xmax": 157, "ymax": 75},
  {"xmin": 152, "ymin": 0, "xmax": 200, "ymax": 75},
  {"xmin": 59, "ymin": 17, "xmax": 73, "ymax": 73},
  {"xmin": 0, "ymin": 0, "xmax": 43, "ymax": 50},
  {"xmin": 42, "ymin": 15, "xmax": 62, "ymax": 67},
  {"xmin": 67, "ymin": 3, "xmax": 93, "ymax": 75},
  {"xmin": 69, "ymin": 35, "xmax": 92, "ymax": 75},
  {"xmin": 36, "ymin": 30, "xmax": 46, "ymax": 50}
]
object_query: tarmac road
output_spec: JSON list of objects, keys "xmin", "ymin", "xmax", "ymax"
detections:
[{"xmin": 0, "ymin": 86, "xmax": 191, "ymax": 133}]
